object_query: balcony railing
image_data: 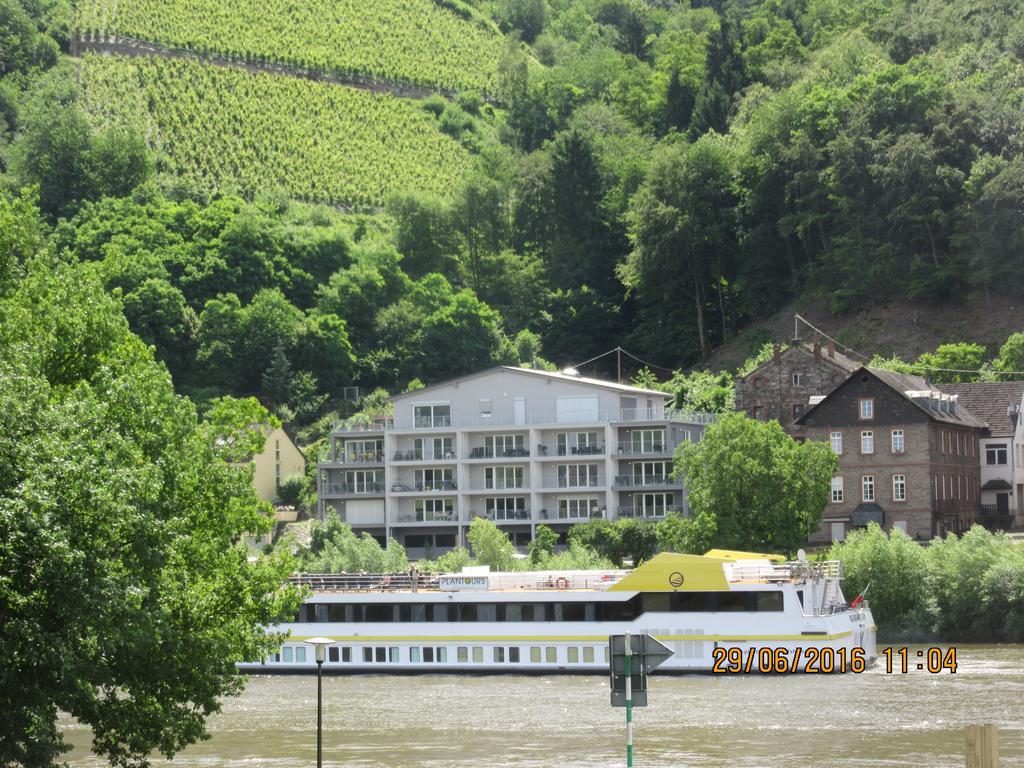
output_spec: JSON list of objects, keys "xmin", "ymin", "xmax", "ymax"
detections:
[
  {"xmin": 482, "ymin": 480, "xmax": 525, "ymax": 490},
  {"xmin": 556, "ymin": 477, "xmax": 602, "ymax": 488},
  {"xmin": 393, "ymin": 510, "xmax": 458, "ymax": 523},
  {"xmin": 468, "ymin": 447, "xmax": 530, "ymax": 459},
  {"xmin": 391, "ymin": 408, "xmax": 716, "ymax": 430},
  {"xmin": 618, "ymin": 505, "xmax": 686, "ymax": 519},
  {"xmin": 336, "ymin": 451, "xmax": 385, "ymax": 464},
  {"xmin": 392, "ymin": 450, "xmax": 457, "ymax": 461},
  {"xmin": 616, "ymin": 444, "xmax": 667, "ymax": 456},
  {"xmin": 321, "ymin": 482, "xmax": 386, "ymax": 496},
  {"xmin": 548, "ymin": 507, "xmax": 606, "ymax": 521},
  {"xmin": 473, "ymin": 509, "xmax": 531, "ymax": 521},
  {"xmin": 613, "ymin": 475, "xmax": 680, "ymax": 487},
  {"xmin": 390, "ymin": 481, "xmax": 457, "ymax": 492}
]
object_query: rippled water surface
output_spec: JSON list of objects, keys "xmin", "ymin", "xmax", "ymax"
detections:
[{"xmin": 62, "ymin": 645, "xmax": 1023, "ymax": 767}]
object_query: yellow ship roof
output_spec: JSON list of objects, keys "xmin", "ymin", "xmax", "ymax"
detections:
[
  {"xmin": 704, "ymin": 549, "xmax": 785, "ymax": 562},
  {"xmin": 607, "ymin": 550, "xmax": 786, "ymax": 592}
]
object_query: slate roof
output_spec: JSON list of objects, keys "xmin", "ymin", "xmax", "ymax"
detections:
[
  {"xmin": 797, "ymin": 367, "xmax": 988, "ymax": 428},
  {"xmin": 939, "ymin": 381, "xmax": 1024, "ymax": 437},
  {"xmin": 742, "ymin": 341, "xmax": 860, "ymax": 379}
]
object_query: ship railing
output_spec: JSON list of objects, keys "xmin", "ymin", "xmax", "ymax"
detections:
[
  {"xmin": 290, "ymin": 572, "xmax": 441, "ymax": 592},
  {"xmin": 728, "ymin": 560, "xmax": 843, "ymax": 583},
  {"xmin": 486, "ymin": 571, "xmax": 630, "ymax": 592}
]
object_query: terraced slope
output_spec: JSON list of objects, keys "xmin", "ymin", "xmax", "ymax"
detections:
[
  {"xmin": 79, "ymin": 54, "xmax": 472, "ymax": 206},
  {"xmin": 77, "ymin": 0, "xmax": 503, "ymax": 92}
]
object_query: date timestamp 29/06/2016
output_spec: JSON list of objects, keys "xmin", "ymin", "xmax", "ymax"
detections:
[{"xmin": 710, "ymin": 646, "xmax": 957, "ymax": 674}]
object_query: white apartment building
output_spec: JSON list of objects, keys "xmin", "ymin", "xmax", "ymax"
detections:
[
  {"xmin": 943, "ymin": 382, "xmax": 1024, "ymax": 529},
  {"xmin": 318, "ymin": 366, "xmax": 714, "ymax": 558}
]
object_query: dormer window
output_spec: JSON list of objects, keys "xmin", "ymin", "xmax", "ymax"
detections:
[
  {"xmin": 792, "ymin": 373, "xmax": 804, "ymax": 386},
  {"xmin": 859, "ymin": 398, "xmax": 874, "ymax": 420}
]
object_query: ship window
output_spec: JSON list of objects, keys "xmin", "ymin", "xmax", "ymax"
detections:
[
  {"xmin": 431, "ymin": 605, "xmax": 450, "ymax": 622},
  {"xmin": 410, "ymin": 647, "xmax": 421, "ymax": 663},
  {"xmin": 670, "ymin": 593, "xmax": 714, "ymax": 612},
  {"xmin": 756, "ymin": 592, "xmax": 784, "ymax": 612},
  {"xmin": 365, "ymin": 604, "xmax": 394, "ymax": 622},
  {"xmin": 283, "ymin": 647, "xmax": 294, "ymax": 663},
  {"xmin": 583, "ymin": 647, "xmax": 595, "ymax": 663},
  {"xmin": 362, "ymin": 647, "xmax": 372, "ymax": 663},
  {"xmin": 604, "ymin": 647, "xmax": 609, "ymax": 663},
  {"xmin": 502, "ymin": 604, "xmax": 519, "ymax": 621},
  {"xmin": 531, "ymin": 647, "xmax": 541, "ymax": 663},
  {"xmin": 375, "ymin": 647, "xmax": 386, "ymax": 663},
  {"xmin": 642, "ymin": 594, "xmax": 671, "ymax": 613},
  {"xmin": 567, "ymin": 647, "xmax": 579, "ymax": 663},
  {"xmin": 458, "ymin": 604, "xmax": 478, "ymax": 622},
  {"xmin": 342, "ymin": 647, "xmax": 351, "ymax": 663},
  {"xmin": 424, "ymin": 647, "xmax": 435, "ymax": 663},
  {"xmin": 521, "ymin": 604, "xmax": 538, "ymax": 621},
  {"xmin": 598, "ymin": 598, "xmax": 639, "ymax": 621},
  {"xmin": 458, "ymin": 646, "xmax": 468, "ymax": 663},
  {"xmin": 437, "ymin": 647, "xmax": 447, "ymax": 663},
  {"xmin": 716, "ymin": 593, "xmax": 750, "ymax": 612},
  {"xmin": 509, "ymin": 647, "xmax": 520, "ymax": 663},
  {"xmin": 494, "ymin": 647, "xmax": 505, "ymax": 663},
  {"xmin": 328, "ymin": 647, "xmax": 339, "ymax": 663},
  {"xmin": 297, "ymin": 647, "xmax": 308, "ymax": 662},
  {"xmin": 328, "ymin": 604, "xmax": 347, "ymax": 622},
  {"xmin": 389, "ymin": 648, "xmax": 399, "ymax": 662},
  {"xmin": 477, "ymin": 604, "xmax": 496, "ymax": 622},
  {"xmin": 472, "ymin": 647, "xmax": 483, "ymax": 663},
  {"xmin": 559, "ymin": 603, "xmax": 589, "ymax": 621},
  {"xmin": 546, "ymin": 647, "xmax": 557, "ymax": 663}
]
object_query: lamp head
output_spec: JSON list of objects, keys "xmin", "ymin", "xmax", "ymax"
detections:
[{"xmin": 306, "ymin": 636, "xmax": 334, "ymax": 664}]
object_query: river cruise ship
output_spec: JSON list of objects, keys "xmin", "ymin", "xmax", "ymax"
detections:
[{"xmin": 242, "ymin": 551, "xmax": 876, "ymax": 674}]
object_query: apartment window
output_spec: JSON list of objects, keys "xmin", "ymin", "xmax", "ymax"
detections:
[
  {"xmin": 413, "ymin": 436, "xmax": 453, "ymax": 460},
  {"xmin": 485, "ymin": 496, "xmax": 527, "ymax": 520},
  {"xmin": 830, "ymin": 432, "xmax": 843, "ymax": 455},
  {"xmin": 345, "ymin": 469, "xmax": 384, "ymax": 493},
  {"xmin": 793, "ymin": 403, "xmax": 805, "ymax": 420},
  {"xmin": 862, "ymin": 475, "xmax": 875, "ymax": 502},
  {"xmin": 414, "ymin": 498, "xmax": 454, "ymax": 521},
  {"xmin": 558, "ymin": 431, "xmax": 601, "ymax": 455},
  {"xmin": 485, "ymin": 465, "xmax": 523, "ymax": 490},
  {"xmin": 861, "ymin": 431, "xmax": 874, "ymax": 454},
  {"xmin": 345, "ymin": 439, "xmax": 383, "ymax": 462},
  {"xmin": 627, "ymin": 430, "xmax": 664, "ymax": 454},
  {"xmin": 956, "ymin": 433, "xmax": 962, "ymax": 455},
  {"xmin": 792, "ymin": 372, "xmax": 804, "ymax": 386},
  {"xmin": 831, "ymin": 476, "xmax": 844, "ymax": 503},
  {"xmin": 275, "ymin": 439, "xmax": 281, "ymax": 460},
  {"xmin": 485, "ymin": 434, "xmax": 525, "ymax": 457},
  {"xmin": 479, "ymin": 398, "xmax": 492, "ymax": 416},
  {"xmin": 557, "ymin": 464, "xmax": 599, "ymax": 488},
  {"xmin": 859, "ymin": 398, "xmax": 874, "ymax": 419},
  {"xmin": 559, "ymin": 497, "xmax": 600, "ymax": 519},
  {"xmin": 414, "ymin": 468, "xmax": 454, "ymax": 490},
  {"xmin": 635, "ymin": 493, "xmax": 674, "ymax": 517},
  {"xmin": 414, "ymin": 403, "xmax": 451, "ymax": 429},
  {"xmin": 631, "ymin": 461, "xmax": 671, "ymax": 486},
  {"xmin": 891, "ymin": 430, "xmax": 904, "ymax": 453},
  {"xmin": 986, "ymin": 445, "xmax": 1008, "ymax": 465},
  {"xmin": 892, "ymin": 475, "xmax": 906, "ymax": 502},
  {"xmin": 752, "ymin": 405, "xmax": 764, "ymax": 421}
]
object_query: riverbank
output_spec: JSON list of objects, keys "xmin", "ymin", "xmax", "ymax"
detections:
[{"xmin": 60, "ymin": 645, "xmax": 1024, "ymax": 767}]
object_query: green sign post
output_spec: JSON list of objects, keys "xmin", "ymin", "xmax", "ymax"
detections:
[{"xmin": 608, "ymin": 633, "xmax": 673, "ymax": 766}]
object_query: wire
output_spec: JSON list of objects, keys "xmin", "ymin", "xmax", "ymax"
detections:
[
  {"xmin": 794, "ymin": 314, "xmax": 871, "ymax": 362},
  {"xmin": 568, "ymin": 346, "xmax": 677, "ymax": 375},
  {"xmin": 617, "ymin": 347, "xmax": 677, "ymax": 374}
]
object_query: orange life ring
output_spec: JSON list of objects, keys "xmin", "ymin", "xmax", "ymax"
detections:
[{"xmin": 555, "ymin": 577, "xmax": 569, "ymax": 591}]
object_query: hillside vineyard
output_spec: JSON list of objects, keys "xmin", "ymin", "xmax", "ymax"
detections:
[
  {"xmin": 79, "ymin": 54, "xmax": 472, "ymax": 206},
  {"xmin": 76, "ymin": 0, "xmax": 503, "ymax": 92}
]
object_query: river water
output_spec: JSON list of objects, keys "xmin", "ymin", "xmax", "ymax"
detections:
[{"xmin": 62, "ymin": 645, "xmax": 1022, "ymax": 767}]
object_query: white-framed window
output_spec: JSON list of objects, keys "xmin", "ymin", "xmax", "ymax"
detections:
[
  {"xmin": 415, "ymin": 498, "xmax": 454, "ymax": 521},
  {"xmin": 485, "ymin": 434, "xmax": 526, "ymax": 457},
  {"xmin": 558, "ymin": 497, "xmax": 600, "ymax": 519},
  {"xmin": 558, "ymin": 431, "xmax": 601, "ymax": 455},
  {"xmin": 631, "ymin": 461, "xmax": 671, "ymax": 486},
  {"xmin": 413, "ymin": 403, "xmax": 451, "ymax": 429},
  {"xmin": 792, "ymin": 372, "xmax": 804, "ymax": 386},
  {"xmin": 830, "ymin": 431, "xmax": 843, "ymax": 455},
  {"xmin": 345, "ymin": 438, "xmax": 383, "ymax": 462},
  {"xmin": 413, "ymin": 437, "xmax": 453, "ymax": 460},
  {"xmin": 414, "ymin": 468, "xmax": 454, "ymax": 490},
  {"xmin": 485, "ymin": 465, "xmax": 523, "ymax": 490},
  {"xmin": 862, "ymin": 475, "xmax": 875, "ymax": 502},
  {"xmin": 344, "ymin": 469, "xmax": 384, "ymax": 493},
  {"xmin": 861, "ymin": 430, "xmax": 874, "ymax": 454},
  {"xmin": 557, "ymin": 464, "xmax": 599, "ymax": 488},
  {"xmin": 986, "ymin": 445, "xmax": 1008, "ymax": 465},
  {"xmin": 892, "ymin": 474, "xmax": 906, "ymax": 502},
  {"xmin": 831, "ymin": 476, "xmax": 844, "ymax": 503},
  {"xmin": 626, "ymin": 429, "xmax": 664, "ymax": 454},
  {"xmin": 859, "ymin": 398, "xmax": 874, "ymax": 420},
  {"xmin": 479, "ymin": 398, "xmax": 492, "ymax": 416},
  {"xmin": 485, "ymin": 497, "xmax": 527, "ymax": 520},
  {"xmin": 635, "ymin": 493, "xmax": 674, "ymax": 517},
  {"xmin": 891, "ymin": 429, "xmax": 904, "ymax": 453},
  {"xmin": 893, "ymin": 520, "xmax": 908, "ymax": 534},
  {"xmin": 830, "ymin": 522, "xmax": 846, "ymax": 542}
]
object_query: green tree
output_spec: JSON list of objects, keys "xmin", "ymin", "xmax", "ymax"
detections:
[
  {"xmin": 996, "ymin": 332, "xmax": 1024, "ymax": 375},
  {"xmin": 0, "ymin": 238, "xmax": 300, "ymax": 766},
  {"xmin": 827, "ymin": 523, "xmax": 928, "ymax": 639},
  {"xmin": 528, "ymin": 523, "xmax": 558, "ymax": 566},
  {"xmin": 915, "ymin": 342, "xmax": 987, "ymax": 383},
  {"xmin": 261, "ymin": 344, "xmax": 293, "ymax": 406},
  {"xmin": 201, "ymin": 396, "xmax": 280, "ymax": 462},
  {"xmin": 466, "ymin": 517, "xmax": 518, "ymax": 571},
  {"xmin": 302, "ymin": 513, "xmax": 408, "ymax": 573},
  {"xmin": 655, "ymin": 511, "xmax": 717, "ymax": 555},
  {"xmin": 679, "ymin": 412, "xmax": 837, "ymax": 554},
  {"xmin": 413, "ymin": 290, "xmax": 506, "ymax": 382},
  {"xmin": 120, "ymin": 278, "xmax": 197, "ymax": 381},
  {"xmin": 87, "ymin": 124, "xmax": 153, "ymax": 200}
]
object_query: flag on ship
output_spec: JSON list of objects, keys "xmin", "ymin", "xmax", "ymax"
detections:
[{"xmin": 850, "ymin": 583, "xmax": 870, "ymax": 608}]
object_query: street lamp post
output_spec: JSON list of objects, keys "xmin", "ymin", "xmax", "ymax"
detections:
[{"xmin": 306, "ymin": 637, "xmax": 334, "ymax": 768}]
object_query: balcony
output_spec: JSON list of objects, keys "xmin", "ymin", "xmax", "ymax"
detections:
[
  {"xmin": 977, "ymin": 504, "xmax": 1012, "ymax": 531},
  {"xmin": 542, "ymin": 507, "xmax": 606, "ymax": 521},
  {"xmin": 392, "ymin": 510, "xmax": 459, "ymax": 524},
  {"xmin": 471, "ymin": 509, "xmax": 532, "ymax": 522},
  {"xmin": 618, "ymin": 505, "xmax": 686, "ymax": 519},
  {"xmin": 392, "ymin": 450, "xmax": 457, "ymax": 461},
  {"xmin": 390, "ymin": 481, "xmax": 458, "ymax": 493},
  {"xmin": 535, "ymin": 444, "xmax": 606, "ymax": 457},
  {"xmin": 556, "ymin": 477, "xmax": 602, "ymax": 489},
  {"xmin": 321, "ymin": 482, "xmax": 386, "ymax": 496},
  {"xmin": 616, "ymin": 444, "xmax": 668, "ymax": 456},
  {"xmin": 467, "ymin": 447, "xmax": 530, "ymax": 459},
  {"xmin": 613, "ymin": 475, "xmax": 681, "ymax": 488},
  {"xmin": 334, "ymin": 450, "xmax": 385, "ymax": 464},
  {"xmin": 390, "ymin": 407, "xmax": 716, "ymax": 430}
]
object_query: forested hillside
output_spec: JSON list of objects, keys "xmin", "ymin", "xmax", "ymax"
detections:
[{"xmin": 1, "ymin": 0, "xmax": 1022, "ymax": 427}]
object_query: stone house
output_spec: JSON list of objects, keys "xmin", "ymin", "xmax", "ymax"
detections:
[
  {"xmin": 797, "ymin": 367, "xmax": 985, "ymax": 543},
  {"xmin": 940, "ymin": 381, "xmax": 1024, "ymax": 530},
  {"xmin": 735, "ymin": 341, "xmax": 859, "ymax": 434}
]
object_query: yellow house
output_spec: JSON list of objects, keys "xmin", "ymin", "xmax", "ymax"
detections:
[{"xmin": 251, "ymin": 425, "xmax": 306, "ymax": 506}]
